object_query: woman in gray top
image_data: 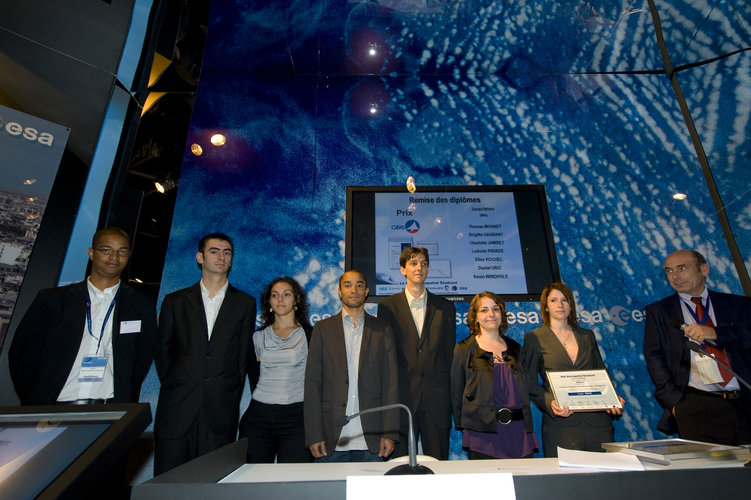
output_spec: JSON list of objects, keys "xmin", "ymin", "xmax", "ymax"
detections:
[{"xmin": 239, "ymin": 277, "xmax": 312, "ymax": 463}]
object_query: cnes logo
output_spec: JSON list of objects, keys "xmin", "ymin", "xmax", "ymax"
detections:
[{"xmin": 0, "ymin": 114, "xmax": 54, "ymax": 147}]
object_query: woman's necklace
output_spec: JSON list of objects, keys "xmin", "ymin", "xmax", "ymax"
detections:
[
  {"xmin": 478, "ymin": 333, "xmax": 506, "ymax": 363},
  {"xmin": 554, "ymin": 329, "xmax": 573, "ymax": 347},
  {"xmin": 553, "ymin": 327, "xmax": 577, "ymax": 363}
]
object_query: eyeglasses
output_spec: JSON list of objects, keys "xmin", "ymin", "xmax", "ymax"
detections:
[{"xmin": 95, "ymin": 247, "xmax": 131, "ymax": 257}]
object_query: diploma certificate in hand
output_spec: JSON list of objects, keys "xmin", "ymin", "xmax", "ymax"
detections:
[{"xmin": 546, "ymin": 369, "xmax": 622, "ymax": 411}]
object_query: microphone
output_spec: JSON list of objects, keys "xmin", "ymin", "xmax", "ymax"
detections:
[
  {"xmin": 683, "ymin": 341, "xmax": 751, "ymax": 391},
  {"xmin": 670, "ymin": 318, "xmax": 718, "ymax": 347},
  {"xmin": 336, "ymin": 403, "xmax": 433, "ymax": 475}
]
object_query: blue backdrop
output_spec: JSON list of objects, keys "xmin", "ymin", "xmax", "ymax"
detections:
[{"xmin": 145, "ymin": 0, "xmax": 751, "ymax": 459}]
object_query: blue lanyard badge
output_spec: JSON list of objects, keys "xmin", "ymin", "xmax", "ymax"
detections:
[
  {"xmin": 78, "ymin": 355, "xmax": 108, "ymax": 382},
  {"xmin": 86, "ymin": 289, "xmax": 119, "ymax": 355}
]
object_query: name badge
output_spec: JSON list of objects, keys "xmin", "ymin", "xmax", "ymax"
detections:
[
  {"xmin": 78, "ymin": 356, "xmax": 108, "ymax": 382},
  {"xmin": 120, "ymin": 320, "xmax": 142, "ymax": 334},
  {"xmin": 695, "ymin": 355, "xmax": 723, "ymax": 385}
]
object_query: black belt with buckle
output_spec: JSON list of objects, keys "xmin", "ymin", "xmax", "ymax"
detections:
[
  {"xmin": 687, "ymin": 387, "xmax": 741, "ymax": 400},
  {"xmin": 496, "ymin": 407, "xmax": 524, "ymax": 425}
]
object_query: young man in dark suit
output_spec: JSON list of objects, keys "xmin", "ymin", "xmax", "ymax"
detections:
[
  {"xmin": 154, "ymin": 233, "xmax": 256, "ymax": 475},
  {"xmin": 377, "ymin": 247, "xmax": 456, "ymax": 460},
  {"xmin": 644, "ymin": 249, "xmax": 751, "ymax": 445},
  {"xmin": 304, "ymin": 270, "xmax": 399, "ymax": 462},
  {"xmin": 10, "ymin": 226, "xmax": 157, "ymax": 406}
]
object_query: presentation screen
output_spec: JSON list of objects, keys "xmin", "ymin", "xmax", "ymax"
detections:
[{"xmin": 346, "ymin": 185, "xmax": 560, "ymax": 303}]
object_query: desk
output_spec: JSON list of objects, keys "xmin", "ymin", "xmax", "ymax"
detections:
[{"xmin": 133, "ymin": 440, "xmax": 751, "ymax": 500}]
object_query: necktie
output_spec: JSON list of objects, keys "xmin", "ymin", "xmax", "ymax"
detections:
[{"xmin": 691, "ymin": 296, "xmax": 733, "ymax": 386}]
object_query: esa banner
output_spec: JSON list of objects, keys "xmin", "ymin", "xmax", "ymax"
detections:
[{"xmin": 0, "ymin": 104, "xmax": 70, "ymax": 349}]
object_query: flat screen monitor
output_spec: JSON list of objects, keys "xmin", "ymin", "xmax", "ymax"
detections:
[
  {"xmin": 345, "ymin": 185, "xmax": 560, "ymax": 302},
  {"xmin": 0, "ymin": 403, "xmax": 151, "ymax": 499}
]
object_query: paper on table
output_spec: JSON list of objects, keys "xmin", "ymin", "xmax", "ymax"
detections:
[{"xmin": 557, "ymin": 447, "xmax": 645, "ymax": 471}]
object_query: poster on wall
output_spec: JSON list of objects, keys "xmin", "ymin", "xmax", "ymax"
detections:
[{"xmin": 0, "ymin": 104, "xmax": 70, "ymax": 349}]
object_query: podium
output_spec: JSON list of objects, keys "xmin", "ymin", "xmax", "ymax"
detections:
[{"xmin": 133, "ymin": 439, "xmax": 751, "ymax": 500}]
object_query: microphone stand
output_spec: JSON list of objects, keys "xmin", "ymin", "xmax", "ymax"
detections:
[{"xmin": 336, "ymin": 403, "xmax": 434, "ymax": 475}]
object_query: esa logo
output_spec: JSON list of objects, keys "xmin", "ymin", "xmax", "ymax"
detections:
[
  {"xmin": 390, "ymin": 219, "xmax": 420, "ymax": 233},
  {"xmin": 0, "ymin": 114, "xmax": 55, "ymax": 147}
]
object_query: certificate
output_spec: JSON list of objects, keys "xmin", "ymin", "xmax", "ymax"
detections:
[{"xmin": 546, "ymin": 369, "xmax": 622, "ymax": 411}]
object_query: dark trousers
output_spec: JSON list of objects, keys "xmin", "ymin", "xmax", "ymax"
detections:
[
  {"xmin": 154, "ymin": 404, "xmax": 235, "ymax": 476},
  {"xmin": 395, "ymin": 408, "xmax": 450, "ymax": 460},
  {"xmin": 314, "ymin": 449, "xmax": 382, "ymax": 462},
  {"xmin": 676, "ymin": 389, "xmax": 751, "ymax": 445},
  {"xmin": 542, "ymin": 421, "xmax": 614, "ymax": 458},
  {"xmin": 238, "ymin": 399, "xmax": 312, "ymax": 463},
  {"xmin": 467, "ymin": 449, "xmax": 535, "ymax": 460}
]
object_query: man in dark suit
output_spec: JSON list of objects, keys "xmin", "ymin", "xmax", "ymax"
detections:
[
  {"xmin": 154, "ymin": 233, "xmax": 256, "ymax": 475},
  {"xmin": 304, "ymin": 270, "xmax": 399, "ymax": 462},
  {"xmin": 377, "ymin": 247, "xmax": 455, "ymax": 460},
  {"xmin": 644, "ymin": 249, "xmax": 751, "ymax": 445},
  {"xmin": 10, "ymin": 226, "xmax": 156, "ymax": 406}
]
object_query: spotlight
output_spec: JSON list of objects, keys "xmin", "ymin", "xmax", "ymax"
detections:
[
  {"xmin": 368, "ymin": 42, "xmax": 377, "ymax": 56},
  {"xmin": 672, "ymin": 193, "xmax": 687, "ymax": 200},
  {"xmin": 155, "ymin": 178, "xmax": 178, "ymax": 194},
  {"xmin": 370, "ymin": 103, "xmax": 378, "ymax": 114},
  {"xmin": 210, "ymin": 134, "xmax": 226, "ymax": 146},
  {"xmin": 191, "ymin": 143, "xmax": 203, "ymax": 156},
  {"xmin": 24, "ymin": 179, "xmax": 37, "ymax": 185}
]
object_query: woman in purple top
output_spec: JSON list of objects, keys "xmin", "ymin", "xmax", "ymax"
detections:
[{"xmin": 450, "ymin": 291, "xmax": 539, "ymax": 459}]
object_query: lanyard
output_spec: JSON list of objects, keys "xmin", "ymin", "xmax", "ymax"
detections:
[
  {"xmin": 86, "ymin": 289, "xmax": 119, "ymax": 355},
  {"xmin": 682, "ymin": 295, "xmax": 712, "ymax": 326}
]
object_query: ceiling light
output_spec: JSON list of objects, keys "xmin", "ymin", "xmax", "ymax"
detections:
[
  {"xmin": 673, "ymin": 193, "xmax": 687, "ymax": 200},
  {"xmin": 210, "ymin": 134, "xmax": 226, "ymax": 146},
  {"xmin": 155, "ymin": 178, "xmax": 178, "ymax": 194},
  {"xmin": 191, "ymin": 143, "xmax": 203, "ymax": 156}
]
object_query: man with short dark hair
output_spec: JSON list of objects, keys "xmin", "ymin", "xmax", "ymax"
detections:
[
  {"xmin": 377, "ymin": 247, "xmax": 456, "ymax": 460},
  {"xmin": 644, "ymin": 249, "xmax": 751, "ymax": 445},
  {"xmin": 154, "ymin": 233, "xmax": 256, "ymax": 474},
  {"xmin": 304, "ymin": 270, "xmax": 399, "ymax": 462},
  {"xmin": 10, "ymin": 227, "xmax": 157, "ymax": 406}
]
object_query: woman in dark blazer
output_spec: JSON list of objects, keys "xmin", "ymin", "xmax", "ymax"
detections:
[
  {"xmin": 450, "ymin": 291, "xmax": 538, "ymax": 459},
  {"xmin": 239, "ymin": 277, "xmax": 312, "ymax": 463},
  {"xmin": 521, "ymin": 282, "xmax": 624, "ymax": 457}
]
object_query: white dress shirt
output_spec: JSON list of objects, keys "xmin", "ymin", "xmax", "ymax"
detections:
[
  {"xmin": 405, "ymin": 288, "xmax": 426, "ymax": 336},
  {"xmin": 679, "ymin": 289, "xmax": 739, "ymax": 392},
  {"xmin": 336, "ymin": 310, "xmax": 367, "ymax": 451},
  {"xmin": 57, "ymin": 278, "xmax": 119, "ymax": 401},
  {"xmin": 200, "ymin": 279, "xmax": 228, "ymax": 340}
]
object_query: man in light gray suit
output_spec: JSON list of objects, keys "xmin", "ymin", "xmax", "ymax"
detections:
[{"xmin": 304, "ymin": 270, "xmax": 399, "ymax": 462}]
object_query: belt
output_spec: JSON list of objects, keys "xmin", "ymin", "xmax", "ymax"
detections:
[
  {"xmin": 496, "ymin": 407, "xmax": 524, "ymax": 425},
  {"xmin": 56, "ymin": 398, "xmax": 110, "ymax": 405},
  {"xmin": 686, "ymin": 387, "xmax": 741, "ymax": 400}
]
